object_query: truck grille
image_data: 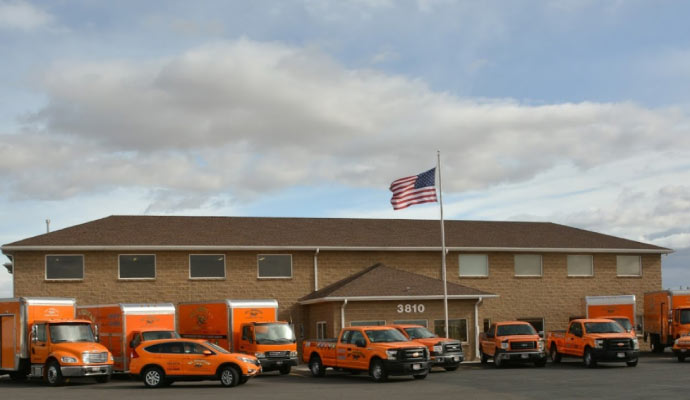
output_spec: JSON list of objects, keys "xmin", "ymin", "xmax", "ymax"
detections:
[
  {"xmin": 604, "ymin": 339, "xmax": 633, "ymax": 351},
  {"xmin": 83, "ymin": 352, "xmax": 108, "ymax": 364},
  {"xmin": 266, "ymin": 351, "xmax": 290, "ymax": 358},
  {"xmin": 510, "ymin": 341, "xmax": 536, "ymax": 350},
  {"xmin": 399, "ymin": 347, "xmax": 427, "ymax": 361},
  {"xmin": 443, "ymin": 342, "xmax": 462, "ymax": 353}
]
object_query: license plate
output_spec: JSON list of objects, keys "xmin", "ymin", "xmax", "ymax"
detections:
[
  {"xmin": 617, "ymin": 352, "xmax": 625, "ymax": 358},
  {"xmin": 681, "ymin": 349, "xmax": 687, "ymax": 353},
  {"xmin": 521, "ymin": 354, "xmax": 529, "ymax": 359},
  {"xmin": 412, "ymin": 363, "xmax": 421, "ymax": 370},
  {"xmin": 91, "ymin": 367, "xmax": 101, "ymax": 372},
  {"xmin": 276, "ymin": 361, "xmax": 283, "ymax": 365}
]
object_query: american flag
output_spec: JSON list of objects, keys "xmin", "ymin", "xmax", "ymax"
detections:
[{"xmin": 389, "ymin": 168, "xmax": 437, "ymax": 210}]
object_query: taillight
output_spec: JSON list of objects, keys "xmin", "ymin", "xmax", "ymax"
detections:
[{"xmin": 131, "ymin": 348, "xmax": 139, "ymax": 359}]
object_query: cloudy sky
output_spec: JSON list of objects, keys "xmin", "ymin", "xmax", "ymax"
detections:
[{"xmin": 1, "ymin": 0, "xmax": 689, "ymax": 296}]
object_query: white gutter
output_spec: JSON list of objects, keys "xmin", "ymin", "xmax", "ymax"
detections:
[
  {"xmin": 314, "ymin": 248, "xmax": 320, "ymax": 292},
  {"xmin": 300, "ymin": 294, "xmax": 499, "ymax": 305},
  {"xmin": 0, "ymin": 245, "xmax": 672, "ymax": 254},
  {"xmin": 340, "ymin": 299, "xmax": 348, "ymax": 331},
  {"xmin": 474, "ymin": 297, "xmax": 483, "ymax": 361}
]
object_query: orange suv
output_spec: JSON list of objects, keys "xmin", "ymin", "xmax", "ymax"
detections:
[{"xmin": 129, "ymin": 339, "xmax": 261, "ymax": 387}]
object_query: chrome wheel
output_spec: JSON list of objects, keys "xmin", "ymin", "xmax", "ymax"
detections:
[
  {"xmin": 144, "ymin": 368, "xmax": 162, "ymax": 387},
  {"xmin": 219, "ymin": 366, "xmax": 238, "ymax": 387}
]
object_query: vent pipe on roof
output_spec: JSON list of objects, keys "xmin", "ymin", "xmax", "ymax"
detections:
[{"xmin": 45, "ymin": 219, "xmax": 51, "ymax": 233}]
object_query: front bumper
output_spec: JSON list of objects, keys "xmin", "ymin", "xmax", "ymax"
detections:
[
  {"xmin": 61, "ymin": 365, "xmax": 112, "ymax": 377},
  {"xmin": 382, "ymin": 360, "xmax": 431, "ymax": 376},
  {"xmin": 591, "ymin": 349, "xmax": 639, "ymax": 362},
  {"xmin": 258, "ymin": 357, "xmax": 298, "ymax": 371},
  {"xmin": 495, "ymin": 350, "xmax": 547, "ymax": 363},
  {"xmin": 431, "ymin": 352, "xmax": 464, "ymax": 366},
  {"xmin": 672, "ymin": 347, "xmax": 689, "ymax": 355}
]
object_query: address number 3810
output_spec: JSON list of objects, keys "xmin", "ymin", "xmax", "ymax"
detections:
[{"xmin": 396, "ymin": 304, "xmax": 425, "ymax": 313}]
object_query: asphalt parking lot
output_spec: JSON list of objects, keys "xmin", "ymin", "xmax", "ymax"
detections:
[{"xmin": 1, "ymin": 353, "xmax": 687, "ymax": 400}]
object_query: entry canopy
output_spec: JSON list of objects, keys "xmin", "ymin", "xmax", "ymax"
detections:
[{"xmin": 299, "ymin": 263, "xmax": 496, "ymax": 304}]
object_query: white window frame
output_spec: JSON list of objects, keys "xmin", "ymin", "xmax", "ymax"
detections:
[
  {"xmin": 392, "ymin": 319, "xmax": 429, "ymax": 328},
  {"xmin": 45, "ymin": 254, "xmax": 84, "ymax": 281},
  {"xmin": 514, "ymin": 254, "xmax": 543, "ymax": 277},
  {"xmin": 349, "ymin": 320, "xmax": 386, "ymax": 327},
  {"xmin": 616, "ymin": 255, "xmax": 642, "ymax": 277},
  {"xmin": 188, "ymin": 254, "xmax": 226, "ymax": 280},
  {"xmin": 567, "ymin": 254, "xmax": 593, "ymax": 277},
  {"xmin": 316, "ymin": 321, "xmax": 327, "ymax": 339},
  {"xmin": 257, "ymin": 254, "xmax": 293, "ymax": 279},
  {"xmin": 458, "ymin": 254, "xmax": 489, "ymax": 277},
  {"xmin": 118, "ymin": 254, "xmax": 156, "ymax": 280},
  {"xmin": 434, "ymin": 318, "xmax": 469, "ymax": 343}
]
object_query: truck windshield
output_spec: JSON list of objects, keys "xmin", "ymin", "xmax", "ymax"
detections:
[
  {"xmin": 497, "ymin": 324, "xmax": 536, "ymax": 336},
  {"xmin": 584, "ymin": 322, "xmax": 625, "ymax": 334},
  {"xmin": 365, "ymin": 329, "xmax": 409, "ymax": 343},
  {"xmin": 142, "ymin": 331, "xmax": 180, "ymax": 341},
  {"xmin": 403, "ymin": 327, "xmax": 437, "ymax": 339},
  {"xmin": 254, "ymin": 323, "xmax": 296, "ymax": 344},
  {"xmin": 50, "ymin": 323, "xmax": 95, "ymax": 343},
  {"xmin": 611, "ymin": 318, "xmax": 632, "ymax": 332},
  {"xmin": 681, "ymin": 310, "xmax": 690, "ymax": 324}
]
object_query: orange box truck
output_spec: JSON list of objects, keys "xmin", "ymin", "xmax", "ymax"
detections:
[
  {"xmin": 77, "ymin": 303, "xmax": 178, "ymax": 373},
  {"xmin": 177, "ymin": 299, "xmax": 297, "ymax": 374},
  {"xmin": 0, "ymin": 297, "xmax": 113, "ymax": 385},
  {"xmin": 585, "ymin": 295, "xmax": 637, "ymax": 334},
  {"xmin": 644, "ymin": 290, "xmax": 690, "ymax": 352}
]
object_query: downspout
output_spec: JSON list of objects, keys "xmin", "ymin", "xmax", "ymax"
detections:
[
  {"xmin": 475, "ymin": 297, "xmax": 483, "ymax": 361},
  {"xmin": 340, "ymin": 299, "xmax": 348, "ymax": 331},
  {"xmin": 314, "ymin": 248, "xmax": 320, "ymax": 291}
]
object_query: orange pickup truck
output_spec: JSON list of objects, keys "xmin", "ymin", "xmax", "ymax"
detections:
[
  {"xmin": 302, "ymin": 326, "xmax": 431, "ymax": 382},
  {"xmin": 390, "ymin": 324, "xmax": 463, "ymax": 371},
  {"xmin": 546, "ymin": 318, "xmax": 639, "ymax": 368},
  {"xmin": 673, "ymin": 335, "xmax": 690, "ymax": 362},
  {"xmin": 478, "ymin": 321, "xmax": 546, "ymax": 368}
]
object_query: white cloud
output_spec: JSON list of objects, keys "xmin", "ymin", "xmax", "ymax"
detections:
[{"xmin": 0, "ymin": 0, "xmax": 53, "ymax": 31}]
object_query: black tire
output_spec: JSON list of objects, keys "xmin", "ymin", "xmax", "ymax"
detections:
[
  {"xmin": 142, "ymin": 366, "xmax": 166, "ymax": 388},
  {"xmin": 678, "ymin": 354, "xmax": 686, "ymax": 362},
  {"xmin": 369, "ymin": 358, "xmax": 388, "ymax": 382},
  {"xmin": 219, "ymin": 365, "xmax": 239, "ymax": 387},
  {"xmin": 45, "ymin": 361, "xmax": 64, "ymax": 386},
  {"xmin": 550, "ymin": 345, "xmax": 562, "ymax": 363},
  {"xmin": 309, "ymin": 355, "xmax": 326, "ymax": 377},
  {"xmin": 94, "ymin": 375, "xmax": 111, "ymax": 383},
  {"xmin": 583, "ymin": 348, "xmax": 597, "ymax": 368},
  {"xmin": 279, "ymin": 365, "xmax": 291, "ymax": 375},
  {"xmin": 493, "ymin": 353, "xmax": 503, "ymax": 368},
  {"xmin": 444, "ymin": 366, "xmax": 459, "ymax": 372},
  {"xmin": 480, "ymin": 350, "xmax": 488, "ymax": 365},
  {"xmin": 626, "ymin": 359, "xmax": 638, "ymax": 367}
]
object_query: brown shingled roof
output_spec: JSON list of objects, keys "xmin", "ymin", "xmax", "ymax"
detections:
[
  {"xmin": 299, "ymin": 263, "xmax": 494, "ymax": 303},
  {"xmin": 1, "ymin": 215, "xmax": 670, "ymax": 252}
]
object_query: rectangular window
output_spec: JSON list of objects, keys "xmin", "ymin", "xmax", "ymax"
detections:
[
  {"xmin": 518, "ymin": 318, "xmax": 545, "ymax": 334},
  {"xmin": 567, "ymin": 255, "xmax": 593, "ymax": 277},
  {"xmin": 434, "ymin": 319, "xmax": 468, "ymax": 342},
  {"xmin": 514, "ymin": 254, "xmax": 542, "ymax": 277},
  {"xmin": 316, "ymin": 321, "xmax": 327, "ymax": 339},
  {"xmin": 392, "ymin": 320, "xmax": 428, "ymax": 327},
  {"xmin": 119, "ymin": 255, "xmax": 156, "ymax": 279},
  {"xmin": 45, "ymin": 255, "xmax": 84, "ymax": 280},
  {"xmin": 257, "ymin": 254, "xmax": 292, "ymax": 278},
  {"xmin": 459, "ymin": 254, "xmax": 488, "ymax": 277},
  {"xmin": 189, "ymin": 254, "xmax": 226, "ymax": 279},
  {"xmin": 483, "ymin": 318, "xmax": 491, "ymax": 333},
  {"xmin": 350, "ymin": 320, "xmax": 385, "ymax": 327},
  {"xmin": 617, "ymin": 255, "xmax": 641, "ymax": 276}
]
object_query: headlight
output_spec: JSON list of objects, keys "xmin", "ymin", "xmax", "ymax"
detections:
[
  {"xmin": 433, "ymin": 345, "xmax": 443, "ymax": 353},
  {"xmin": 238, "ymin": 357, "xmax": 256, "ymax": 364},
  {"xmin": 594, "ymin": 339, "xmax": 604, "ymax": 349},
  {"xmin": 385, "ymin": 349, "xmax": 398, "ymax": 360},
  {"xmin": 538, "ymin": 340, "xmax": 545, "ymax": 351},
  {"xmin": 500, "ymin": 341, "xmax": 509, "ymax": 350},
  {"xmin": 61, "ymin": 356, "xmax": 78, "ymax": 363},
  {"xmin": 290, "ymin": 351, "xmax": 298, "ymax": 357},
  {"xmin": 254, "ymin": 352, "xmax": 265, "ymax": 359},
  {"xmin": 675, "ymin": 338, "xmax": 680, "ymax": 346},
  {"xmin": 633, "ymin": 339, "xmax": 639, "ymax": 350}
]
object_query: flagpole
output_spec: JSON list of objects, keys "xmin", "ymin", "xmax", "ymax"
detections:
[{"xmin": 437, "ymin": 150, "xmax": 449, "ymax": 338}]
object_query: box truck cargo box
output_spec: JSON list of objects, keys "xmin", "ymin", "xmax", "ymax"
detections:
[
  {"xmin": 644, "ymin": 290, "xmax": 690, "ymax": 352},
  {"xmin": 585, "ymin": 295, "xmax": 637, "ymax": 333}
]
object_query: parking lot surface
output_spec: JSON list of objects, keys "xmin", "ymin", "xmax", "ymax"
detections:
[{"xmin": 1, "ymin": 354, "xmax": 687, "ymax": 400}]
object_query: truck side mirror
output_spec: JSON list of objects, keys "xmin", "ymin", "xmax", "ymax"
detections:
[
  {"xmin": 538, "ymin": 331, "xmax": 544, "ymax": 338},
  {"xmin": 93, "ymin": 324, "xmax": 99, "ymax": 342},
  {"xmin": 31, "ymin": 325, "xmax": 38, "ymax": 343}
]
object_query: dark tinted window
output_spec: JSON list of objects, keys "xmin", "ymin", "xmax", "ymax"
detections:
[
  {"xmin": 119, "ymin": 255, "xmax": 155, "ymax": 279},
  {"xmin": 497, "ymin": 324, "xmax": 536, "ymax": 336},
  {"xmin": 146, "ymin": 342, "xmax": 185, "ymax": 354},
  {"xmin": 190, "ymin": 255, "xmax": 225, "ymax": 278},
  {"xmin": 46, "ymin": 255, "xmax": 83, "ymax": 280},
  {"xmin": 258, "ymin": 255, "xmax": 292, "ymax": 278}
]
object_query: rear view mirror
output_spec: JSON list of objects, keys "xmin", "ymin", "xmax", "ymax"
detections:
[
  {"xmin": 203, "ymin": 350, "xmax": 213, "ymax": 356},
  {"xmin": 31, "ymin": 325, "xmax": 38, "ymax": 343},
  {"xmin": 538, "ymin": 331, "xmax": 544, "ymax": 338}
]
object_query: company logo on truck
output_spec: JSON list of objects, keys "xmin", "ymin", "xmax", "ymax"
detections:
[
  {"xmin": 191, "ymin": 307, "xmax": 210, "ymax": 327},
  {"xmin": 244, "ymin": 308, "xmax": 264, "ymax": 318},
  {"xmin": 44, "ymin": 307, "xmax": 60, "ymax": 318}
]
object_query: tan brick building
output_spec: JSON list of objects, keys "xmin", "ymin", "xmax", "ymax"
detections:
[{"xmin": 1, "ymin": 216, "xmax": 671, "ymax": 359}]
